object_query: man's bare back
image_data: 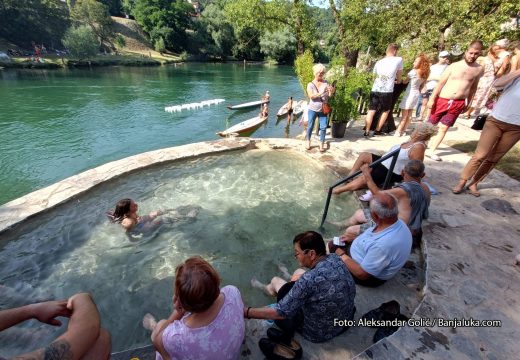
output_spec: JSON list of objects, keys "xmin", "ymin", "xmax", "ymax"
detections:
[{"xmin": 439, "ymin": 60, "xmax": 483, "ymax": 100}]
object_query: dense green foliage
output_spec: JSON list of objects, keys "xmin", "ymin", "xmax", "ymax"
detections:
[
  {"xmin": 0, "ymin": 0, "xmax": 70, "ymax": 48},
  {"xmin": 2, "ymin": 0, "xmax": 518, "ymax": 66},
  {"xmin": 294, "ymin": 50, "xmax": 314, "ymax": 96},
  {"xmin": 71, "ymin": 0, "xmax": 114, "ymax": 49},
  {"xmin": 328, "ymin": 67, "xmax": 372, "ymax": 123},
  {"xmin": 132, "ymin": 0, "xmax": 192, "ymax": 52},
  {"xmin": 260, "ymin": 28, "xmax": 297, "ymax": 64},
  {"xmin": 62, "ymin": 25, "xmax": 99, "ymax": 59}
]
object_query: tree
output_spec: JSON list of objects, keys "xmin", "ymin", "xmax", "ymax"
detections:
[
  {"xmin": 0, "ymin": 0, "xmax": 70, "ymax": 49},
  {"xmin": 260, "ymin": 28, "xmax": 297, "ymax": 63},
  {"xmin": 294, "ymin": 50, "xmax": 314, "ymax": 96},
  {"xmin": 132, "ymin": 0, "xmax": 192, "ymax": 52},
  {"xmin": 62, "ymin": 25, "xmax": 100, "ymax": 59},
  {"xmin": 193, "ymin": 1, "xmax": 235, "ymax": 59},
  {"xmin": 71, "ymin": 0, "xmax": 115, "ymax": 49}
]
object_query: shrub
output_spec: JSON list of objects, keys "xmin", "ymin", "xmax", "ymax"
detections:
[
  {"xmin": 294, "ymin": 50, "xmax": 314, "ymax": 97},
  {"xmin": 62, "ymin": 25, "xmax": 99, "ymax": 60}
]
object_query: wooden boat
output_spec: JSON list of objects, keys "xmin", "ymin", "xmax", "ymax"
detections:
[
  {"xmin": 217, "ymin": 116, "xmax": 268, "ymax": 137},
  {"xmin": 276, "ymin": 103, "xmax": 290, "ymax": 117},
  {"xmin": 227, "ymin": 99, "xmax": 269, "ymax": 110},
  {"xmin": 292, "ymin": 100, "xmax": 307, "ymax": 116}
]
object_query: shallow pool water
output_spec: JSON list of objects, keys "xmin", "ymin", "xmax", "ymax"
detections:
[{"xmin": 0, "ymin": 149, "xmax": 357, "ymax": 355}]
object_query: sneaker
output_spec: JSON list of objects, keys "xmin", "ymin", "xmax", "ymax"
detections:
[
  {"xmin": 259, "ymin": 338, "xmax": 302, "ymax": 360},
  {"xmin": 373, "ymin": 130, "xmax": 384, "ymax": 136},
  {"xmin": 358, "ymin": 190, "xmax": 373, "ymax": 202},
  {"xmin": 363, "ymin": 132, "xmax": 370, "ymax": 137}
]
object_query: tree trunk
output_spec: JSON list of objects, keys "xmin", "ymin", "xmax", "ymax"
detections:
[
  {"xmin": 346, "ymin": 49, "xmax": 358, "ymax": 68},
  {"xmin": 294, "ymin": 0, "xmax": 305, "ymax": 55},
  {"xmin": 329, "ymin": 0, "xmax": 357, "ymax": 73}
]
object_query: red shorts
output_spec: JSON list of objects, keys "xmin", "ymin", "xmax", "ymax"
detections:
[{"xmin": 428, "ymin": 97, "xmax": 466, "ymax": 127}]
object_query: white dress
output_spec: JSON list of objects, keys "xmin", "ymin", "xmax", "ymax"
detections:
[{"xmin": 399, "ymin": 69, "xmax": 424, "ymax": 109}]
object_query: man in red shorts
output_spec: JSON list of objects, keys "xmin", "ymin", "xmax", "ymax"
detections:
[{"xmin": 426, "ymin": 40, "xmax": 484, "ymax": 161}]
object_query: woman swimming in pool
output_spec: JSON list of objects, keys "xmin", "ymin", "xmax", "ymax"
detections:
[{"xmin": 111, "ymin": 198, "xmax": 164, "ymax": 232}]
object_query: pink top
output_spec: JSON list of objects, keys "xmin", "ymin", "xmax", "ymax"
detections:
[{"xmin": 156, "ymin": 286, "xmax": 245, "ymax": 360}]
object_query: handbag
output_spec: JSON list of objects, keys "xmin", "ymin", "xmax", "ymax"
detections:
[
  {"xmin": 471, "ymin": 114, "xmax": 488, "ymax": 130},
  {"xmin": 322, "ymin": 103, "xmax": 331, "ymax": 115}
]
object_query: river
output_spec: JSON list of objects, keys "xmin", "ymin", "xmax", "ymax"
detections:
[{"xmin": 0, "ymin": 64, "xmax": 304, "ymax": 205}]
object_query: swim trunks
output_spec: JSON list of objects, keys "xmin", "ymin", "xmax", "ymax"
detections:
[{"xmin": 428, "ymin": 97, "xmax": 466, "ymax": 127}]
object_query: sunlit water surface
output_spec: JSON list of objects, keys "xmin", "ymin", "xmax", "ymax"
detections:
[{"xmin": 0, "ymin": 150, "xmax": 356, "ymax": 355}]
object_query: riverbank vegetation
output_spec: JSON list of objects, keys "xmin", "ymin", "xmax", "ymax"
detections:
[{"xmin": 0, "ymin": 0, "xmax": 518, "ymax": 69}]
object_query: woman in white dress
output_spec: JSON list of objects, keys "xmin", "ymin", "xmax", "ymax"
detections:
[{"xmin": 396, "ymin": 54, "xmax": 430, "ymax": 136}]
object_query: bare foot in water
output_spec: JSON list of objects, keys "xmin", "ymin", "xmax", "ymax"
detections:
[
  {"xmin": 143, "ymin": 313, "xmax": 158, "ymax": 331},
  {"xmin": 278, "ymin": 263, "xmax": 292, "ymax": 280},
  {"xmin": 251, "ymin": 277, "xmax": 276, "ymax": 296}
]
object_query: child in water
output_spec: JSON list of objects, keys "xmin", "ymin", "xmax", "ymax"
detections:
[{"xmin": 110, "ymin": 198, "xmax": 201, "ymax": 233}]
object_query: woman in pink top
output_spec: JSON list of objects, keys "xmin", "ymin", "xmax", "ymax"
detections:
[{"xmin": 143, "ymin": 256, "xmax": 245, "ymax": 360}]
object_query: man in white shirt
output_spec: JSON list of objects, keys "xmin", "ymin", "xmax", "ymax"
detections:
[
  {"xmin": 364, "ymin": 43, "xmax": 403, "ymax": 137},
  {"xmin": 417, "ymin": 51, "xmax": 450, "ymax": 121}
]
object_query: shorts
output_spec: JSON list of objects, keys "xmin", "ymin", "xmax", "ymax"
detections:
[
  {"xmin": 368, "ymin": 92, "xmax": 393, "ymax": 112},
  {"xmin": 370, "ymin": 154, "xmax": 403, "ymax": 187},
  {"xmin": 428, "ymin": 97, "xmax": 466, "ymax": 127},
  {"xmin": 421, "ymin": 90, "xmax": 433, "ymax": 99},
  {"xmin": 360, "ymin": 208, "xmax": 376, "ymax": 232}
]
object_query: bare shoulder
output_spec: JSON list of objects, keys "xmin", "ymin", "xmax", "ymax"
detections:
[
  {"xmin": 121, "ymin": 218, "xmax": 135, "ymax": 230},
  {"xmin": 420, "ymin": 182, "xmax": 431, "ymax": 198},
  {"xmin": 12, "ymin": 340, "xmax": 72, "ymax": 360}
]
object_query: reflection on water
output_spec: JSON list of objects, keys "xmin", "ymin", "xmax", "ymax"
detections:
[{"xmin": 0, "ymin": 150, "xmax": 356, "ymax": 355}]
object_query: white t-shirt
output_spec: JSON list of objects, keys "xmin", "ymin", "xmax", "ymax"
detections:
[
  {"xmin": 426, "ymin": 63, "xmax": 449, "ymax": 91},
  {"xmin": 490, "ymin": 78, "xmax": 520, "ymax": 126},
  {"xmin": 372, "ymin": 56, "xmax": 404, "ymax": 93}
]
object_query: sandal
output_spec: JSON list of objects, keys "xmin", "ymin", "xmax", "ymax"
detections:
[{"xmin": 452, "ymin": 182, "xmax": 466, "ymax": 194}]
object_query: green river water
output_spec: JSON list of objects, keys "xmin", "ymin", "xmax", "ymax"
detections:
[{"xmin": 0, "ymin": 64, "xmax": 304, "ymax": 205}]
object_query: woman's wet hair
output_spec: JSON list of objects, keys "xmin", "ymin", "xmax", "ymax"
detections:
[
  {"xmin": 175, "ymin": 256, "xmax": 221, "ymax": 313},
  {"xmin": 293, "ymin": 231, "xmax": 326, "ymax": 256},
  {"xmin": 112, "ymin": 198, "xmax": 133, "ymax": 222}
]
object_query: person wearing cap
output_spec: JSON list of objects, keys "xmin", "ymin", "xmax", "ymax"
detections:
[
  {"xmin": 494, "ymin": 39, "xmax": 510, "ymax": 77},
  {"xmin": 417, "ymin": 51, "xmax": 450, "ymax": 121}
]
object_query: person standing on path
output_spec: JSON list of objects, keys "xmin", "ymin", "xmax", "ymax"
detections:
[
  {"xmin": 452, "ymin": 69, "xmax": 520, "ymax": 197},
  {"xmin": 418, "ymin": 51, "xmax": 450, "ymax": 121},
  {"xmin": 364, "ymin": 43, "xmax": 403, "ymax": 137},
  {"xmin": 306, "ymin": 63, "xmax": 334, "ymax": 152},
  {"xmin": 426, "ymin": 40, "xmax": 484, "ymax": 161}
]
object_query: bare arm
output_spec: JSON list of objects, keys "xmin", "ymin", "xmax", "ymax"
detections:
[
  {"xmin": 14, "ymin": 293, "xmax": 102, "ymax": 360},
  {"xmin": 243, "ymin": 306, "xmax": 284, "ymax": 320},
  {"xmin": 395, "ymin": 69, "xmax": 403, "ymax": 84},
  {"xmin": 495, "ymin": 56, "xmax": 510, "ymax": 78},
  {"xmin": 307, "ymin": 82, "xmax": 323, "ymax": 100},
  {"xmin": 0, "ymin": 300, "xmax": 70, "ymax": 331},
  {"xmin": 511, "ymin": 55, "xmax": 518, "ymax": 72},
  {"xmin": 465, "ymin": 70, "xmax": 483, "ymax": 108},
  {"xmin": 493, "ymin": 69, "xmax": 520, "ymax": 89},
  {"xmin": 361, "ymin": 165, "xmax": 381, "ymax": 195},
  {"xmin": 150, "ymin": 296, "xmax": 185, "ymax": 360},
  {"xmin": 335, "ymin": 252, "xmax": 371, "ymax": 280}
]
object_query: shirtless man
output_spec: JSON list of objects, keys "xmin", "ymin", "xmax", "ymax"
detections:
[
  {"xmin": 427, "ymin": 40, "xmax": 484, "ymax": 161},
  {"xmin": 332, "ymin": 160, "xmax": 430, "ymax": 247}
]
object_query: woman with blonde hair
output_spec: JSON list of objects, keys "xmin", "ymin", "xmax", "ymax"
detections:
[
  {"xmin": 396, "ymin": 54, "xmax": 430, "ymax": 136},
  {"xmin": 306, "ymin": 63, "xmax": 334, "ymax": 152},
  {"xmin": 143, "ymin": 256, "xmax": 245, "ymax": 360},
  {"xmin": 333, "ymin": 122, "xmax": 437, "ymax": 195}
]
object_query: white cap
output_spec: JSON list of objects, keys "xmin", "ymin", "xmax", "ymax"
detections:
[
  {"xmin": 439, "ymin": 51, "xmax": 450, "ymax": 58},
  {"xmin": 495, "ymin": 39, "xmax": 509, "ymax": 48}
]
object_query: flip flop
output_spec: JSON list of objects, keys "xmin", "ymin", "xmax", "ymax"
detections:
[{"xmin": 452, "ymin": 186, "xmax": 465, "ymax": 194}]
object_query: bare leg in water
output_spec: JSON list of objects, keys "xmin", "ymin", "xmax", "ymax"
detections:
[
  {"xmin": 332, "ymin": 152, "xmax": 372, "ymax": 194},
  {"xmin": 251, "ymin": 269, "xmax": 306, "ymax": 297}
]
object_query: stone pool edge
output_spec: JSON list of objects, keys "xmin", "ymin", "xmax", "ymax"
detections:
[{"xmin": 0, "ymin": 139, "xmax": 252, "ymax": 234}]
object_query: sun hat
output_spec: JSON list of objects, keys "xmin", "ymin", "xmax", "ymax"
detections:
[{"xmin": 439, "ymin": 51, "xmax": 450, "ymax": 58}]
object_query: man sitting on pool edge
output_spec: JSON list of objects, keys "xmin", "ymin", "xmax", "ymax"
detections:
[
  {"xmin": 243, "ymin": 231, "xmax": 356, "ymax": 344},
  {"xmin": 331, "ymin": 193, "xmax": 412, "ymax": 287}
]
